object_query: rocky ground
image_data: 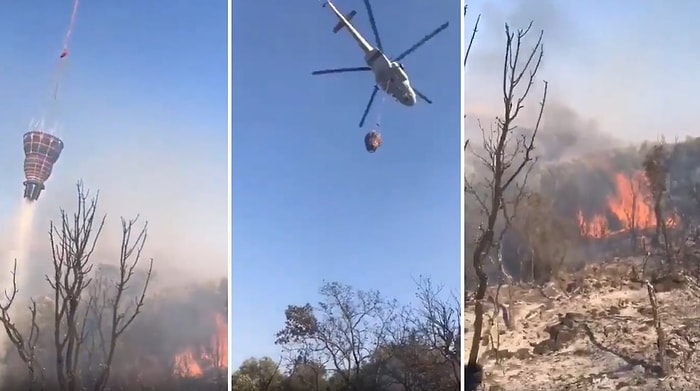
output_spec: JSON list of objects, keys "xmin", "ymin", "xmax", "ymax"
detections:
[{"xmin": 464, "ymin": 257, "xmax": 700, "ymax": 390}]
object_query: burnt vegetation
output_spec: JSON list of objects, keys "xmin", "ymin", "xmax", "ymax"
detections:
[
  {"xmin": 468, "ymin": 138, "xmax": 700, "ymax": 285},
  {"xmin": 231, "ymin": 278, "xmax": 460, "ymax": 391},
  {"xmin": 464, "ymin": 6, "xmax": 700, "ymax": 388},
  {"xmin": 0, "ymin": 182, "xmax": 227, "ymax": 391}
]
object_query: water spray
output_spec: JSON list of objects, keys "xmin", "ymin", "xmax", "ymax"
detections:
[{"xmin": 0, "ymin": 200, "xmax": 37, "ymax": 375}]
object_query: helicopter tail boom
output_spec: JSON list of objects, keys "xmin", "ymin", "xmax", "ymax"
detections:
[
  {"xmin": 332, "ymin": 10, "xmax": 356, "ymax": 33},
  {"xmin": 323, "ymin": 0, "xmax": 372, "ymax": 54}
]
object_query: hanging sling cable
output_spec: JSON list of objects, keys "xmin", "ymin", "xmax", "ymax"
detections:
[
  {"xmin": 364, "ymin": 79, "xmax": 390, "ymax": 153},
  {"xmin": 53, "ymin": 0, "xmax": 80, "ymax": 101}
]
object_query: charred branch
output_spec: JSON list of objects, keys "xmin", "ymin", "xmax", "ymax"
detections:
[
  {"xmin": 0, "ymin": 259, "xmax": 44, "ymax": 389},
  {"xmin": 465, "ymin": 21, "xmax": 547, "ymax": 367}
]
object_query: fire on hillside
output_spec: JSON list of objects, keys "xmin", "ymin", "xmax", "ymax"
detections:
[
  {"xmin": 575, "ymin": 170, "xmax": 677, "ymax": 240},
  {"xmin": 174, "ymin": 312, "xmax": 228, "ymax": 378}
]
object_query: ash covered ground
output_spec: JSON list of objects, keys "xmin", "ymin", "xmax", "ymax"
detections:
[{"xmin": 465, "ymin": 257, "xmax": 700, "ymax": 391}]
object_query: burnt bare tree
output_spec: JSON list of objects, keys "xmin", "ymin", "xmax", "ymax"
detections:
[
  {"xmin": 463, "ymin": 4, "xmax": 481, "ymax": 69},
  {"xmin": 465, "ymin": 22, "xmax": 547, "ymax": 367},
  {"xmin": 45, "ymin": 182, "xmax": 153, "ymax": 391},
  {"xmin": 87, "ymin": 217, "xmax": 153, "ymax": 391},
  {"xmin": 463, "ymin": 4, "xmax": 481, "ymax": 158},
  {"xmin": 645, "ymin": 280, "xmax": 670, "ymax": 376},
  {"xmin": 643, "ymin": 141, "xmax": 672, "ymax": 263},
  {"xmin": 0, "ymin": 260, "xmax": 44, "ymax": 390},
  {"xmin": 463, "ymin": 4, "xmax": 481, "ymax": 297},
  {"xmin": 624, "ymin": 173, "xmax": 643, "ymax": 252},
  {"xmin": 47, "ymin": 183, "xmax": 105, "ymax": 391}
]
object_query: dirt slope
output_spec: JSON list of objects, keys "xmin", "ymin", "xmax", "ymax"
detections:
[{"xmin": 464, "ymin": 258, "xmax": 700, "ymax": 390}]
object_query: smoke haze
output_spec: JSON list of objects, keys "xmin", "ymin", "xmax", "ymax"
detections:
[
  {"xmin": 465, "ymin": 0, "xmax": 700, "ymax": 144},
  {"xmin": 0, "ymin": 201, "xmax": 35, "ymax": 378}
]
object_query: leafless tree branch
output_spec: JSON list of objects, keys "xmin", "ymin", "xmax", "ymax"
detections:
[
  {"xmin": 0, "ymin": 259, "xmax": 44, "ymax": 389},
  {"xmin": 464, "ymin": 5, "xmax": 481, "ymax": 69},
  {"xmin": 465, "ymin": 22, "xmax": 547, "ymax": 367},
  {"xmin": 47, "ymin": 181, "xmax": 105, "ymax": 391},
  {"xmin": 91, "ymin": 217, "xmax": 152, "ymax": 391}
]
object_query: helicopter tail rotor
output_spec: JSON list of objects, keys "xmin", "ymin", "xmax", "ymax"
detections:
[{"xmin": 332, "ymin": 9, "xmax": 357, "ymax": 33}]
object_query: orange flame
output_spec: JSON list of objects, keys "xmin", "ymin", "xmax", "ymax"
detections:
[
  {"xmin": 174, "ymin": 351, "xmax": 204, "ymax": 377},
  {"xmin": 577, "ymin": 171, "xmax": 676, "ymax": 239},
  {"xmin": 577, "ymin": 211, "xmax": 608, "ymax": 238},
  {"xmin": 608, "ymin": 172, "xmax": 655, "ymax": 230},
  {"xmin": 173, "ymin": 312, "xmax": 228, "ymax": 378},
  {"xmin": 213, "ymin": 312, "xmax": 228, "ymax": 368}
]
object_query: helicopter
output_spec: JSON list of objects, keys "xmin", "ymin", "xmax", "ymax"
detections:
[{"xmin": 312, "ymin": 0, "xmax": 449, "ymax": 128}]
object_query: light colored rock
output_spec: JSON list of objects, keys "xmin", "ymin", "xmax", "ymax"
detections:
[{"xmin": 465, "ymin": 257, "xmax": 700, "ymax": 391}]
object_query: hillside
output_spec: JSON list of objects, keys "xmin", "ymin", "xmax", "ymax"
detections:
[{"xmin": 464, "ymin": 257, "xmax": 700, "ymax": 390}]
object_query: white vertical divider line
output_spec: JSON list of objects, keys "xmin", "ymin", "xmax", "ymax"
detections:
[
  {"xmin": 459, "ymin": 0, "xmax": 466, "ymax": 389},
  {"xmin": 227, "ymin": 0, "xmax": 233, "ymax": 387}
]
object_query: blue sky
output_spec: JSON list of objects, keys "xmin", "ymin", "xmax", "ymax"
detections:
[
  {"xmin": 232, "ymin": 1, "xmax": 461, "ymax": 367},
  {"xmin": 0, "ymin": 1, "xmax": 228, "ymax": 280},
  {"xmin": 466, "ymin": 0, "xmax": 700, "ymax": 142}
]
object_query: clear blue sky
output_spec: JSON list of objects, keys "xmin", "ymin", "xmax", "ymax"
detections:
[
  {"xmin": 232, "ymin": 1, "xmax": 461, "ymax": 367},
  {"xmin": 0, "ymin": 2, "xmax": 228, "ymax": 279},
  {"xmin": 466, "ymin": 0, "xmax": 700, "ymax": 141}
]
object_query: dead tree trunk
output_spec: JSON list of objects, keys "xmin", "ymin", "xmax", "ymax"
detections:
[
  {"xmin": 466, "ymin": 22, "xmax": 547, "ymax": 367},
  {"xmin": 43, "ymin": 182, "xmax": 153, "ymax": 391},
  {"xmin": 645, "ymin": 280, "xmax": 669, "ymax": 376},
  {"xmin": 0, "ymin": 260, "xmax": 44, "ymax": 390},
  {"xmin": 48, "ymin": 182, "xmax": 105, "ymax": 391},
  {"xmin": 91, "ymin": 218, "xmax": 153, "ymax": 391}
]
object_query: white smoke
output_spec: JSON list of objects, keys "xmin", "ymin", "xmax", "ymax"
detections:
[{"xmin": 0, "ymin": 200, "xmax": 36, "ymax": 376}]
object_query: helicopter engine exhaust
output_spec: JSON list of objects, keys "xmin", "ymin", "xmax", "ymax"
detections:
[{"xmin": 332, "ymin": 10, "xmax": 356, "ymax": 33}]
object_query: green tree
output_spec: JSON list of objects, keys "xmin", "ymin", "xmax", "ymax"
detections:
[
  {"xmin": 231, "ymin": 357, "xmax": 283, "ymax": 391},
  {"xmin": 275, "ymin": 282, "xmax": 398, "ymax": 390},
  {"xmin": 272, "ymin": 280, "xmax": 459, "ymax": 391},
  {"xmin": 282, "ymin": 357, "xmax": 328, "ymax": 391}
]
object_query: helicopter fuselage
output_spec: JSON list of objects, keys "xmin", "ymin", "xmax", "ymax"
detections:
[
  {"xmin": 364, "ymin": 49, "xmax": 416, "ymax": 106},
  {"xmin": 324, "ymin": 0, "xmax": 416, "ymax": 107}
]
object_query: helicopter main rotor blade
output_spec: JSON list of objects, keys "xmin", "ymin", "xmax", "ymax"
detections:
[
  {"xmin": 312, "ymin": 67, "xmax": 371, "ymax": 75},
  {"xmin": 413, "ymin": 87, "xmax": 432, "ymax": 104},
  {"xmin": 393, "ymin": 21, "xmax": 449, "ymax": 62},
  {"xmin": 363, "ymin": 0, "xmax": 383, "ymax": 51},
  {"xmin": 359, "ymin": 86, "xmax": 379, "ymax": 128}
]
